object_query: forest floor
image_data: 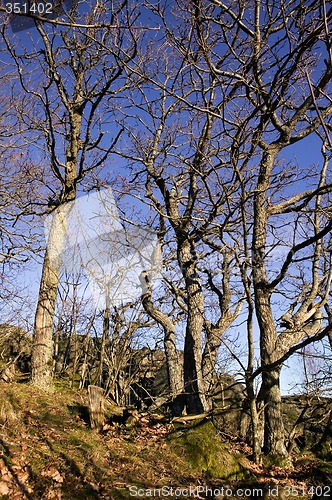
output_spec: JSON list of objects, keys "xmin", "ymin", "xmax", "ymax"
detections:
[{"xmin": 0, "ymin": 381, "xmax": 330, "ymax": 499}]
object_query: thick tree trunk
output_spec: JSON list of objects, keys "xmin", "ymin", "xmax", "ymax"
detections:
[
  {"xmin": 164, "ymin": 331, "xmax": 183, "ymax": 415},
  {"xmin": 31, "ymin": 247, "xmax": 61, "ymax": 390},
  {"xmin": 255, "ymin": 288, "xmax": 287, "ymax": 457},
  {"xmin": 261, "ymin": 366, "xmax": 286, "ymax": 456},
  {"xmin": 202, "ymin": 324, "xmax": 225, "ymax": 396},
  {"xmin": 254, "ymin": 282, "xmax": 288, "ymax": 458},
  {"xmin": 31, "ymin": 201, "xmax": 75, "ymax": 390},
  {"xmin": 252, "ymin": 147, "xmax": 287, "ymax": 458},
  {"xmin": 179, "ymin": 239, "xmax": 209, "ymax": 414},
  {"xmin": 31, "ymin": 94, "xmax": 81, "ymax": 390}
]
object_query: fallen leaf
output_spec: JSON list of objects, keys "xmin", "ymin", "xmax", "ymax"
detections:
[
  {"xmin": 42, "ymin": 466, "xmax": 64, "ymax": 483},
  {"xmin": 0, "ymin": 480, "xmax": 10, "ymax": 495}
]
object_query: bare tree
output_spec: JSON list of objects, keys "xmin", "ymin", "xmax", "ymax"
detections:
[
  {"xmin": 1, "ymin": 0, "xmax": 140, "ymax": 389},
  {"xmin": 114, "ymin": 23, "xmax": 244, "ymax": 413},
  {"xmin": 119, "ymin": 0, "xmax": 332, "ymax": 457}
]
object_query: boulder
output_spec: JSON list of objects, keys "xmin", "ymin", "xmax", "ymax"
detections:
[
  {"xmin": 0, "ymin": 324, "xmax": 32, "ymax": 374},
  {"xmin": 169, "ymin": 420, "xmax": 246, "ymax": 479},
  {"xmin": 282, "ymin": 395, "xmax": 332, "ymax": 455}
]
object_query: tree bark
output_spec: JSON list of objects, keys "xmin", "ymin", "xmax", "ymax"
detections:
[
  {"xmin": 140, "ymin": 273, "xmax": 183, "ymax": 411},
  {"xmin": 95, "ymin": 294, "xmax": 110, "ymax": 387},
  {"xmin": 79, "ymin": 314, "xmax": 95, "ymax": 389},
  {"xmin": 255, "ymin": 286, "xmax": 288, "ymax": 457},
  {"xmin": 178, "ymin": 238, "xmax": 209, "ymax": 414},
  {"xmin": 31, "ymin": 94, "xmax": 81, "ymax": 389},
  {"xmin": 261, "ymin": 365, "xmax": 286, "ymax": 457},
  {"xmin": 253, "ymin": 148, "xmax": 288, "ymax": 458},
  {"xmin": 31, "ymin": 206, "xmax": 72, "ymax": 390}
]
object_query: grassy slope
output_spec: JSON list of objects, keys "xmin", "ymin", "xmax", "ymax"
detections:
[
  {"xmin": 0, "ymin": 381, "xmax": 201, "ymax": 499},
  {"xmin": 0, "ymin": 382, "xmax": 330, "ymax": 499}
]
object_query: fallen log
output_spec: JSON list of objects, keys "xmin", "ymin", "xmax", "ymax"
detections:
[{"xmin": 172, "ymin": 405, "xmax": 231, "ymax": 424}]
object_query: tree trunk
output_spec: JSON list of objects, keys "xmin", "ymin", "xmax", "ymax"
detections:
[
  {"xmin": 70, "ymin": 293, "xmax": 78, "ymax": 389},
  {"xmin": 246, "ymin": 378, "xmax": 262, "ymax": 463},
  {"xmin": 252, "ymin": 147, "xmax": 287, "ymax": 458},
  {"xmin": 95, "ymin": 295, "xmax": 110, "ymax": 387},
  {"xmin": 31, "ymin": 250, "xmax": 61, "ymax": 390},
  {"xmin": 30, "ymin": 91, "xmax": 81, "ymax": 389},
  {"xmin": 79, "ymin": 313, "xmax": 95, "ymax": 389},
  {"xmin": 202, "ymin": 312, "xmax": 240, "ymax": 396},
  {"xmin": 183, "ymin": 323, "xmax": 207, "ymax": 414},
  {"xmin": 31, "ymin": 201, "xmax": 75, "ymax": 390},
  {"xmin": 140, "ymin": 272, "xmax": 183, "ymax": 410},
  {"xmin": 202, "ymin": 324, "xmax": 224, "ymax": 397},
  {"xmin": 178, "ymin": 239, "xmax": 209, "ymax": 414},
  {"xmin": 202, "ymin": 252, "xmax": 236, "ymax": 392},
  {"xmin": 261, "ymin": 366, "xmax": 286, "ymax": 457},
  {"xmin": 243, "ymin": 260, "xmax": 262, "ymax": 463},
  {"xmin": 255, "ymin": 285, "xmax": 287, "ymax": 458}
]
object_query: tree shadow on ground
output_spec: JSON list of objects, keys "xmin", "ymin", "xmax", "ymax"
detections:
[{"xmin": 0, "ymin": 436, "xmax": 34, "ymax": 499}]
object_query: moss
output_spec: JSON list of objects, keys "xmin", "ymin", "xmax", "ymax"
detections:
[
  {"xmin": 320, "ymin": 460, "xmax": 332, "ymax": 477},
  {"xmin": 110, "ymin": 488, "xmax": 133, "ymax": 499},
  {"xmin": 263, "ymin": 453, "xmax": 292, "ymax": 468},
  {"xmin": 60, "ymin": 481, "xmax": 100, "ymax": 499},
  {"xmin": 67, "ymin": 433, "xmax": 94, "ymax": 450},
  {"xmin": 169, "ymin": 420, "xmax": 246, "ymax": 480},
  {"xmin": 315, "ymin": 439, "xmax": 332, "ymax": 460}
]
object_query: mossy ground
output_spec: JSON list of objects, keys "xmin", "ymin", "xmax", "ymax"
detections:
[
  {"xmin": 0, "ymin": 382, "xmax": 330, "ymax": 499},
  {"xmin": 169, "ymin": 420, "xmax": 246, "ymax": 480},
  {"xmin": 0, "ymin": 382, "xmax": 201, "ymax": 499}
]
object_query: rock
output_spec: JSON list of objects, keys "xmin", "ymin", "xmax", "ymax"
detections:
[
  {"xmin": 0, "ymin": 324, "xmax": 32, "ymax": 374},
  {"xmin": 212, "ymin": 373, "xmax": 250, "ymax": 438},
  {"xmin": 169, "ymin": 420, "xmax": 246, "ymax": 479},
  {"xmin": 282, "ymin": 395, "xmax": 332, "ymax": 454}
]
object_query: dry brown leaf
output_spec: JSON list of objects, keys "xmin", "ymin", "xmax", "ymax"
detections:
[
  {"xmin": 1, "ymin": 471, "xmax": 13, "ymax": 482},
  {"xmin": 0, "ymin": 480, "xmax": 10, "ymax": 495},
  {"xmin": 42, "ymin": 465, "xmax": 64, "ymax": 483},
  {"xmin": 46, "ymin": 488, "xmax": 63, "ymax": 499},
  {"xmin": 11, "ymin": 493, "xmax": 26, "ymax": 500}
]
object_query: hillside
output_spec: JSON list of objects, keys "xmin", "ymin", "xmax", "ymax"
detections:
[{"xmin": 0, "ymin": 382, "xmax": 331, "ymax": 499}]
